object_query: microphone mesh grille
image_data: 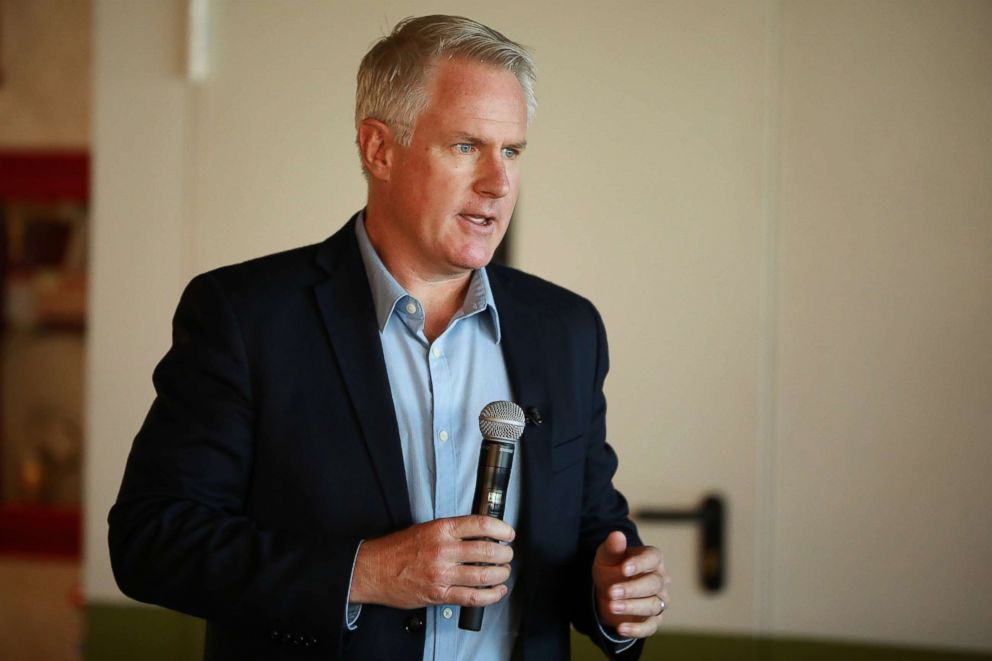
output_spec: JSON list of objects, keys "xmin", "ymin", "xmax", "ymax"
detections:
[{"xmin": 479, "ymin": 401, "xmax": 526, "ymax": 442}]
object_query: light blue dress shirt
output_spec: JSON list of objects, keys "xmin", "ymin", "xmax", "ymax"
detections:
[{"xmin": 354, "ymin": 215, "xmax": 521, "ymax": 661}]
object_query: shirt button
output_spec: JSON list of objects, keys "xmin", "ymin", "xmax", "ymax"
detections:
[
  {"xmin": 405, "ymin": 302, "xmax": 417, "ymax": 315},
  {"xmin": 442, "ymin": 607, "xmax": 453, "ymax": 620},
  {"xmin": 438, "ymin": 430, "xmax": 449, "ymax": 442},
  {"xmin": 431, "ymin": 346, "xmax": 441, "ymax": 358}
]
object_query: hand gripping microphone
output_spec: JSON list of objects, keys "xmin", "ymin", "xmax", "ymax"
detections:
[{"xmin": 458, "ymin": 400, "xmax": 526, "ymax": 632}]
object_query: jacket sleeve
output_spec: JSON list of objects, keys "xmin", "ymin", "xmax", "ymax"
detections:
[
  {"xmin": 568, "ymin": 299, "xmax": 646, "ymax": 659},
  {"xmin": 108, "ymin": 273, "xmax": 360, "ymax": 658}
]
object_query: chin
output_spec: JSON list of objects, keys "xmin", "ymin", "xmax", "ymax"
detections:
[{"xmin": 452, "ymin": 249, "xmax": 496, "ymax": 271}]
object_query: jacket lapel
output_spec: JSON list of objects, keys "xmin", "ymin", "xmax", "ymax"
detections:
[
  {"xmin": 489, "ymin": 269, "xmax": 557, "ymax": 607},
  {"xmin": 312, "ymin": 218, "xmax": 413, "ymax": 529}
]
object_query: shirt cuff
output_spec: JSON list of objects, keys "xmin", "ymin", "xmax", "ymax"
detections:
[
  {"xmin": 344, "ymin": 540, "xmax": 364, "ymax": 630},
  {"xmin": 592, "ymin": 586, "xmax": 636, "ymax": 652}
]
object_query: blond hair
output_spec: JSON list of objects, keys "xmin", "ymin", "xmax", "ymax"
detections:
[{"xmin": 355, "ymin": 15, "xmax": 536, "ymax": 147}]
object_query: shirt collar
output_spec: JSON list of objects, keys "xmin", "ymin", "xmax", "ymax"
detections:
[{"xmin": 354, "ymin": 211, "xmax": 502, "ymax": 342}]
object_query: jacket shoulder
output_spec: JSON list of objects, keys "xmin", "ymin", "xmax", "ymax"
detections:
[
  {"xmin": 488, "ymin": 263, "xmax": 601, "ymax": 321},
  {"xmin": 204, "ymin": 242, "xmax": 323, "ymax": 292},
  {"xmin": 186, "ymin": 220, "xmax": 352, "ymax": 308},
  {"xmin": 192, "ymin": 217, "xmax": 357, "ymax": 305}
]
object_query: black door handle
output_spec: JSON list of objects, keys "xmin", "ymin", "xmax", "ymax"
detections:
[{"xmin": 635, "ymin": 493, "xmax": 725, "ymax": 592}]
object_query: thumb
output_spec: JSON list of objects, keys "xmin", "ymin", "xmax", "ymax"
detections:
[{"xmin": 595, "ymin": 530, "xmax": 628, "ymax": 567}]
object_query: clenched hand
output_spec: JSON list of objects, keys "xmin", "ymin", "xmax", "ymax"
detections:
[{"xmin": 350, "ymin": 515, "xmax": 515, "ymax": 610}]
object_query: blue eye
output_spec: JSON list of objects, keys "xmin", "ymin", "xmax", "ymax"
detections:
[
  {"xmin": 455, "ymin": 144, "xmax": 473, "ymax": 154},
  {"xmin": 502, "ymin": 148, "xmax": 519, "ymax": 160}
]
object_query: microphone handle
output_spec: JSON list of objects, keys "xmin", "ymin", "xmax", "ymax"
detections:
[{"xmin": 459, "ymin": 439, "xmax": 514, "ymax": 632}]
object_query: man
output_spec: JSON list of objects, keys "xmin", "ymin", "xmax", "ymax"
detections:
[{"xmin": 109, "ymin": 15, "xmax": 668, "ymax": 661}]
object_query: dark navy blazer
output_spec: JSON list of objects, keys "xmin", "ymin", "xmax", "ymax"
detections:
[{"xmin": 109, "ymin": 214, "xmax": 643, "ymax": 660}]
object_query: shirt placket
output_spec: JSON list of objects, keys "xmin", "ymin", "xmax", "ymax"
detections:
[{"xmin": 428, "ymin": 327, "xmax": 460, "ymax": 659}]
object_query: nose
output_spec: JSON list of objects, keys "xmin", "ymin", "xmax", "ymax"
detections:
[{"xmin": 474, "ymin": 151, "xmax": 511, "ymax": 199}]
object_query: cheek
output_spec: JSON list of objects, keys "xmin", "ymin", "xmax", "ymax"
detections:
[{"xmin": 420, "ymin": 161, "xmax": 460, "ymax": 194}]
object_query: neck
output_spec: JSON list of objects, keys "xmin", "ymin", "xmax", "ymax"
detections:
[{"xmin": 364, "ymin": 205, "xmax": 474, "ymax": 342}]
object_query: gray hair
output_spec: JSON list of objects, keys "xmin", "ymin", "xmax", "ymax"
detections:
[{"xmin": 355, "ymin": 15, "xmax": 537, "ymax": 147}]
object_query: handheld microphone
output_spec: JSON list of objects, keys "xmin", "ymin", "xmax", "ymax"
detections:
[{"xmin": 458, "ymin": 400, "xmax": 525, "ymax": 632}]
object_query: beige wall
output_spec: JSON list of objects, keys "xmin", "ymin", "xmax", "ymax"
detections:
[
  {"xmin": 773, "ymin": 0, "xmax": 992, "ymax": 647},
  {"xmin": 86, "ymin": 0, "xmax": 189, "ymax": 608},
  {"xmin": 86, "ymin": 0, "xmax": 992, "ymax": 652},
  {"xmin": 0, "ymin": 0, "xmax": 91, "ymax": 148}
]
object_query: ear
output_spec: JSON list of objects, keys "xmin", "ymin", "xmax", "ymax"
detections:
[{"xmin": 357, "ymin": 118, "xmax": 395, "ymax": 181}]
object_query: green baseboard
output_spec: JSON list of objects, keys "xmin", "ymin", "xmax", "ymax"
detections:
[
  {"xmin": 85, "ymin": 604, "xmax": 205, "ymax": 661},
  {"xmin": 84, "ymin": 603, "xmax": 991, "ymax": 660},
  {"xmin": 632, "ymin": 632, "xmax": 991, "ymax": 661}
]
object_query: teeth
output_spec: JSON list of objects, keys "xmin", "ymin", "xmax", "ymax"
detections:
[{"xmin": 463, "ymin": 214, "xmax": 489, "ymax": 225}]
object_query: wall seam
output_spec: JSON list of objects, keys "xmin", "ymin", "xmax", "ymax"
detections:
[
  {"xmin": 179, "ymin": 0, "xmax": 203, "ymax": 284},
  {"xmin": 754, "ymin": 0, "xmax": 784, "ymax": 636}
]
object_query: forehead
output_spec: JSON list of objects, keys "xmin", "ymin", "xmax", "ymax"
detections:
[{"xmin": 415, "ymin": 58, "xmax": 528, "ymax": 137}]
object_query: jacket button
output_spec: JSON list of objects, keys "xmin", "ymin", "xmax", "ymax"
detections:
[{"xmin": 404, "ymin": 616, "xmax": 425, "ymax": 633}]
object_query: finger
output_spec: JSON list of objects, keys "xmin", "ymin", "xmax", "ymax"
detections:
[
  {"xmin": 608, "ymin": 594, "xmax": 665, "ymax": 618},
  {"xmin": 617, "ymin": 545, "xmax": 663, "ymax": 577},
  {"xmin": 616, "ymin": 617, "xmax": 661, "ymax": 639},
  {"xmin": 449, "ymin": 515, "xmax": 516, "ymax": 543},
  {"xmin": 607, "ymin": 571, "xmax": 665, "ymax": 600},
  {"xmin": 594, "ymin": 531, "xmax": 629, "ymax": 567},
  {"xmin": 444, "ymin": 584, "xmax": 509, "ymax": 608},
  {"xmin": 450, "ymin": 563, "xmax": 511, "ymax": 588},
  {"xmin": 457, "ymin": 540, "xmax": 514, "ymax": 565},
  {"xmin": 433, "ymin": 538, "xmax": 512, "ymax": 564}
]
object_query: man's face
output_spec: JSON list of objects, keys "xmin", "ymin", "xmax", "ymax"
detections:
[{"xmin": 382, "ymin": 58, "xmax": 528, "ymax": 278}]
